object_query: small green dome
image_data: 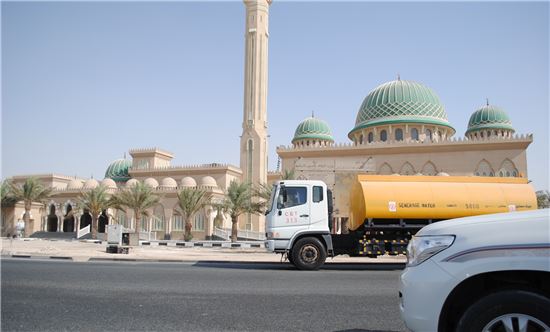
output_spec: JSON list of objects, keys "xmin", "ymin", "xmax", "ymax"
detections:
[
  {"xmin": 465, "ymin": 104, "xmax": 514, "ymax": 135},
  {"xmin": 292, "ymin": 117, "xmax": 334, "ymax": 143},
  {"xmin": 105, "ymin": 159, "xmax": 132, "ymax": 182},
  {"xmin": 349, "ymin": 79, "xmax": 454, "ymax": 138}
]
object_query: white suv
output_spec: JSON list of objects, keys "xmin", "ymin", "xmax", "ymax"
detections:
[{"xmin": 399, "ymin": 209, "xmax": 550, "ymax": 332}]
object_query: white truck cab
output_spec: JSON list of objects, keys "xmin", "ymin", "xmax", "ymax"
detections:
[{"xmin": 265, "ymin": 180, "xmax": 334, "ymax": 270}]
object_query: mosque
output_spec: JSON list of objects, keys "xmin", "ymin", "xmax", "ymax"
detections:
[{"xmin": 1, "ymin": 0, "xmax": 532, "ymax": 240}]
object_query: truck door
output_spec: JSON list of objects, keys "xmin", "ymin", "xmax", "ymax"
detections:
[
  {"xmin": 276, "ymin": 185, "xmax": 311, "ymax": 233},
  {"xmin": 310, "ymin": 185, "xmax": 328, "ymax": 231}
]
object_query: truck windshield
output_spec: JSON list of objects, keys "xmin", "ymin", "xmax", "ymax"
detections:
[{"xmin": 265, "ymin": 185, "xmax": 277, "ymax": 215}]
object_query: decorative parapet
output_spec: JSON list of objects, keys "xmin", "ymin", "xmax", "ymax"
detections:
[
  {"xmin": 51, "ymin": 185, "xmax": 224, "ymax": 194},
  {"xmin": 130, "ymin": 163, "xmax": 242, "ymax": 173},
  {"xmin": 10, "ymin": 174, "xmax": 86, "ymax": 181},
  {"xmin": 129, "ymin": 147, "xmax": 173, "ymax": 154},
  {"xmin": 128, "ymin": 147, "xmax": 174, "ymax": 159},
  {"xmin": 277, "ymin": 134, "xmax": 533, "ymax": 152}
]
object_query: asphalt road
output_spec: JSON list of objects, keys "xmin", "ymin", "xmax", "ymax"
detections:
[{"xmin": 1, "ymin": 259, "xmax": 406, "ymax": 332}]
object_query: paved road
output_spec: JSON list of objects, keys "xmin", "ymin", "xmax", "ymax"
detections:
[{"xmin": 2, "ymin": 259, "xmax": 406, "ymax": 332}]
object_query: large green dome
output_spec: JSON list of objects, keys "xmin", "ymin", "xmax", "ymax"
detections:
[
  {"xmin": 292, "ymin": 116, "xmax": 334, "ymax": 143},
  {"xmin": 105, "ymin": 159, "xmax": 132, "ymax": 182},
  {"xmin": 349, "ymin": 79, "xmax": 454, "ymax": 138},
  {"xmin": 465, "ymin": 104, "xmax": 514, "ymax": 135}
]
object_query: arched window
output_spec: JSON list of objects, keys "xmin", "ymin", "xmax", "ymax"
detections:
[
  {"xmin": 400, "ymin": 162, "xmax": 415, "ymax": 175},
  {"xmin": 378, "ymin": 163, "xmax": 393, "ymax": 175},
  {"xmin": 173, "ymin": 211, "xmax": 183, "ymax": 231},
  {"xmin": 47, "ymin": 204, "xmax": 58, "ymax": 232},
  {"xmin": 194, "ymin": 212, "xmax": 205, "ymax": 231},
  {"xmin": 380, "ymin": 130, "xmax": 387, "ymax": 142},
  {"xmin": 247, "ymin": 139, "xmax": 253, "ymax": 181},
  {"xmin": 98, "ymin": 210, "xmax": 109, "ymax": 233},
  {"xmin": 63, "ymin": 204, "xmax": 75, "ymax": 233},
  {"xmin": 498, "ymin": 159, "xmax": 519, "ymax": 178},
  {"xmin": 425, "ymin": 129, "xmax": 432, "ymax": 141},
  {"xmin": 368, "ymin": 132, "xmax": 373, "ymax": 143},
  {"xmin": 141, "ymin": 216, "xmax": 148, "ymax": 232},
  {"xmin": 421, "ymin": 162, "xmax": 437, "ymax": 176},
  {"xmin": 475, "ymin": 160, "xmax": 494, "ymax": 177},
  {"xmin": 395, "ymin": 129, "xmax": 403, "ymax": 141},
  {"xmin": 438, "ymin": 131, "xmax": 442, "ymax": 139},
  {"xmin": 117, "ymin": 210, "xmax": 127, "ymax": 228},
  {"xmin": 359, "ymin": 135, "xmax": 363, "ymax": 145},
  {"xmin": 152, "ymin": 205, "xmax": 165, "ymax": 231},
  {"xmin": 411, "ymin": 128, "xmax": 419, "ymax": 140}
]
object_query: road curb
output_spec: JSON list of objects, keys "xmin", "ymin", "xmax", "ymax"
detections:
[
  {"xmin": 2, "ymin": 254, "xmax": 406, "ymax": 268},
  {"xmin": 4, "ymin": 255, "xmax": 73, "ymax": 261}
]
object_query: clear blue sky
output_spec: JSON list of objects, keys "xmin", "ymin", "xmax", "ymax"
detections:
[{"xmin": 2, "ymin": 1, "xmax": 548, "ymax": 190}]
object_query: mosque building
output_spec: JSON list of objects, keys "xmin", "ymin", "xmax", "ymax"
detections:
[
  {"xmin": 276, "ymin": 79, "xmax": 530, "ymax": 231},
  {"xmin": 1, "ymin": 0, "xmax": 532, "ymax": 240}
]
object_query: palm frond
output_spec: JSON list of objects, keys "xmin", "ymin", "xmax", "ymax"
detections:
[
  {"xmin": 176, "ymin": 187, "xmax": 212, "ymax": 220},
  {"xmin": 9, "ymin": 177, "xmax": 52, "ymax": 206}
]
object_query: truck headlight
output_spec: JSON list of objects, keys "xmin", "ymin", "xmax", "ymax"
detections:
[{"xmin": 407, "ymin": 235, "xmax": 455, "ymax": 267}]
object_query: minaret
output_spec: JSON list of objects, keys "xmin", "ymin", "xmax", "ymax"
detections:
[{"xmin": 240, "ymin": 0, "xmax": 270, "ymax": 232}]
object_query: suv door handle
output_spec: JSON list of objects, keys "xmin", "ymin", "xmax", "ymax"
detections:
[{"xmin": 300, "ymin": 214, "xmax": 309, "ymax": 217}]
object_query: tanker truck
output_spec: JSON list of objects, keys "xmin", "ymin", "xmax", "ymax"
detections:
[{"xmin": 264, "ymin": 175, "xmax": 537, "ymax": 270}]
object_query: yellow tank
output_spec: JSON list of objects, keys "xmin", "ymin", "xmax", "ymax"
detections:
[{"xmin": 349, "ymin": 175, "xmax": 537, "ymax": 231}]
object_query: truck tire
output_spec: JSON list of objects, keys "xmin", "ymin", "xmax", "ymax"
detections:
[
  {"xmin": 291, "ymin": 237, "xmax": 327, "ymax": 271},
  {"xmin": 456, "ymin": 290, "xmax": 550, "ymax": 332},
  {"xmin": 287, "ymin": 253, "xmax": 295, "ymax": 266}
]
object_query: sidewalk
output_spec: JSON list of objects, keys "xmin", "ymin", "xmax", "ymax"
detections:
[{"xmin": 0, "ymin": 238, "xmax": 407, "ymax": 264}]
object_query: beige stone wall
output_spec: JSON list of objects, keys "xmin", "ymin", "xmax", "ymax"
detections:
[{"xmin": 277, "ymin": 137, "xmax": 531, "ymax": 220}]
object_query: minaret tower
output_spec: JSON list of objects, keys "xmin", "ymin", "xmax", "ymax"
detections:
[{"xmin": 240, "ymin": 0, "xmax": 271, "ymax": 231}]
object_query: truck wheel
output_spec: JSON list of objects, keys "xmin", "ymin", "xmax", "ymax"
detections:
[
  {"xmin": 287, "ymin": 253, "xmax": 295, "ymax": 266},
  {"xmin": 291, "ymin": 237, "xmax": 327, "ymax": 271},
  {"xmin": 456, "ymin": 290, "xmax": 550, "ymax": 332}
]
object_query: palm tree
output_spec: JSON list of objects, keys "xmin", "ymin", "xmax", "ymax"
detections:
[
  {"xmin": 10, "ymin": 177, "xmax": 52, "ymax": 237},
  {"xmin": 1, "ymin": 180, "xmax": 16, "ymax": 235},
  {"xmin": 76, "ymin": 185, "xmax": 112, "ymax": 239},
  {"xmin": 255, "ymin": 182, "xmax": 273, "ymax": 202},
  {"xmin": 109, "ymin": 181, "xmax": 160, "ymax": 238},
  {"xmin": 282, "ymin": 169, "xmax": 295, "ymax": 180},
  {"xmin": 176, "ymin": 187, "xmax": 212, "ymax": 241},
  {"xmin": 1, "ymin": 179, "xmax": 16, "ymax": 207},
  {"xmin": 220, "ymin": 180, "xmax": 263, "ymax": 242},
  {"xmin": 536, "ymin": 190, "xmax": 550, "ymax": 209}
]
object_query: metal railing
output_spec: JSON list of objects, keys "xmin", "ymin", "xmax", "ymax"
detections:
[
  {"xmin": 77, "ymin": 225, "xmax": 90, "ymax": 239},
  {"xmin": 213, "ymin": 227, "xmax": 265, "ymax": 241},
  {"xmin": 139, "ymin": 231, "xmax": 156, "ymax": 241},
  {"xmin": 213, "ymin": 227, "xmax": 230, "ymax": 240}
]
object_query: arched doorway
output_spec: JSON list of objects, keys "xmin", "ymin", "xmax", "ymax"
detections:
[
  {"xmin": 98, "ymin": 210, "xmax": 109, "ymax": 233},
  {"xmin": 47, "ymin": 205, "xmax": 58, "ymax": 232},
  {"xmin": 63, "ymin": 204, "xmax": 75, "ymax": 232},
  {"xmin": 80, "ymin": 210, "xmax": 92, "ymax": 230}
]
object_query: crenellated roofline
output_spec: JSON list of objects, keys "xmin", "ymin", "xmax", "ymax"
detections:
[{"xmin": 277, "ymin": 134, "xmax": 533, "ymax": 157}]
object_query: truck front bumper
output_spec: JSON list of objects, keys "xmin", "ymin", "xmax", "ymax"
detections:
[
  {"xmin": 265, "ymin": 240, "xmax": 275, "ymax": 252},
  {"xmin": 264, "ymin": 239, "xmax": 288, "ymax": 253}
]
